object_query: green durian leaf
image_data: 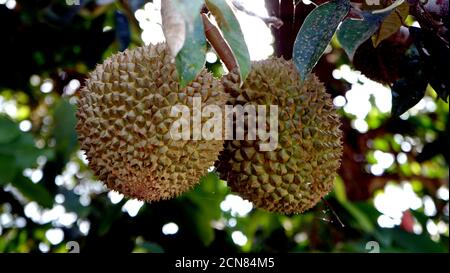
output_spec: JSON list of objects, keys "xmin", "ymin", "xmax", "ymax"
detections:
[
  {"xmin": 172, "ymin": 0, "xmax": 204, "ymax": 29},
  {"xmin": 206, "ymin": 0, "xmax": 251, "ymax": 83},
  {"xmin": 176, "ymin": 13, "xmax": 207, "ymax": 87},
  {"xmin": 182, "ymin": 172, "xmax": 228, "ymax": 246},
  {"xmin": 0, "ymin": 154, "xmax": 16, "ymax": 185},
  {"xmin": 0, "ymin": 115, "xmax": 20, "ymax": 143},
  {"xmin": 372, "ymin": 1, "xmax": 409, "ymax": 47},
  {"xmin": 391, "ymin": 45, "xmax": 428, "ymax": 117},
  {"xmin": 337, "ymin": 11, "xmax": 391, "ymax": 60},
  {"xmin": 391, "ymin": 79, "xmax": 427, "ymax": 117},
  {"xmin": 293, "ymin": 0, "xmax": 351, "ymax": 80},
  {"xmin": 53, "ymin": 98, "xmax": 78, "ymax": 162},
  {"xmin": 11, "ymin": 175, "xmax": 53, "ymax": 208}
]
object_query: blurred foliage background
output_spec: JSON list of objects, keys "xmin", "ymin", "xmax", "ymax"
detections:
[{"xmin": 0, "ymin": 0, "xmax": 448, "ymax": 253}]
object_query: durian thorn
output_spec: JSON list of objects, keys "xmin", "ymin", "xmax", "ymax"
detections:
[
  {"xmin": 201, "ymin": 13, "xmax": 238, "ymax": 72},
  {"xmin": 321, "ymin": 197, "xmax": 345, "ymax": 228}
]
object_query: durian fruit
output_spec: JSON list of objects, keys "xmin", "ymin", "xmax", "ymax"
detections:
[
  {"xmin": 76, "ymin": 43, "xmax": 228, "ymax": 202},
  {"xmin": 217, "ymin": 58, "xmax": 343, "ymax": 214}
]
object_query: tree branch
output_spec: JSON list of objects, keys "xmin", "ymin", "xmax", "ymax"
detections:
[
  {"xmin": 231, "ymin": 0, "xmax": 283, "ymax": 29},
  {"xmin": 201, "ymin": 13, "xmax": 238, "ymax": 72}
]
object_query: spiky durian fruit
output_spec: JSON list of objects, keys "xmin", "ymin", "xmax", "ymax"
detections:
[
  {"xmin": 217, "ymin": 58, "xmax": 342, "ymax": 214},
  {"xmin": 76, "ymin": 43, "xmax": 227, "ymax": 201}
]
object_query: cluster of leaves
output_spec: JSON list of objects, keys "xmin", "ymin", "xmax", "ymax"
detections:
[
  {"xmin": 164, "ymin": 0, "xmax": 448, "ymax": 117},
  {"xmin": 0, "ymin": 116, "xmax": 54, "ymax": 208},
  {"xmin": 160, "ymin": 0, "xmax": 250, "ymax": 86},
  {"xmin": 292, "ymin": 0, "xmax": 449, "ymax": 116}
]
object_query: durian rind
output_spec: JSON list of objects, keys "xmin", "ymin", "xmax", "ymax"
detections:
[
  {"xmin": 76, "ymin": 43, "xmax": 228, "ymax": 202},
  {"xmin": 217, "ymin": 58, "xmax": 343, "ymax": 214}
]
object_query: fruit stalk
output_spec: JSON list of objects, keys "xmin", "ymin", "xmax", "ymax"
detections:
[{"xmin": 201, "ymin": 13, "xmax": 238, "ymax": 71}]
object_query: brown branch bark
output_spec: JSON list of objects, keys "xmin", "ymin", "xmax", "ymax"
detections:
[{"xmin": 201, "ymin": 13, "xmax": 238, "ymax": 72}]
